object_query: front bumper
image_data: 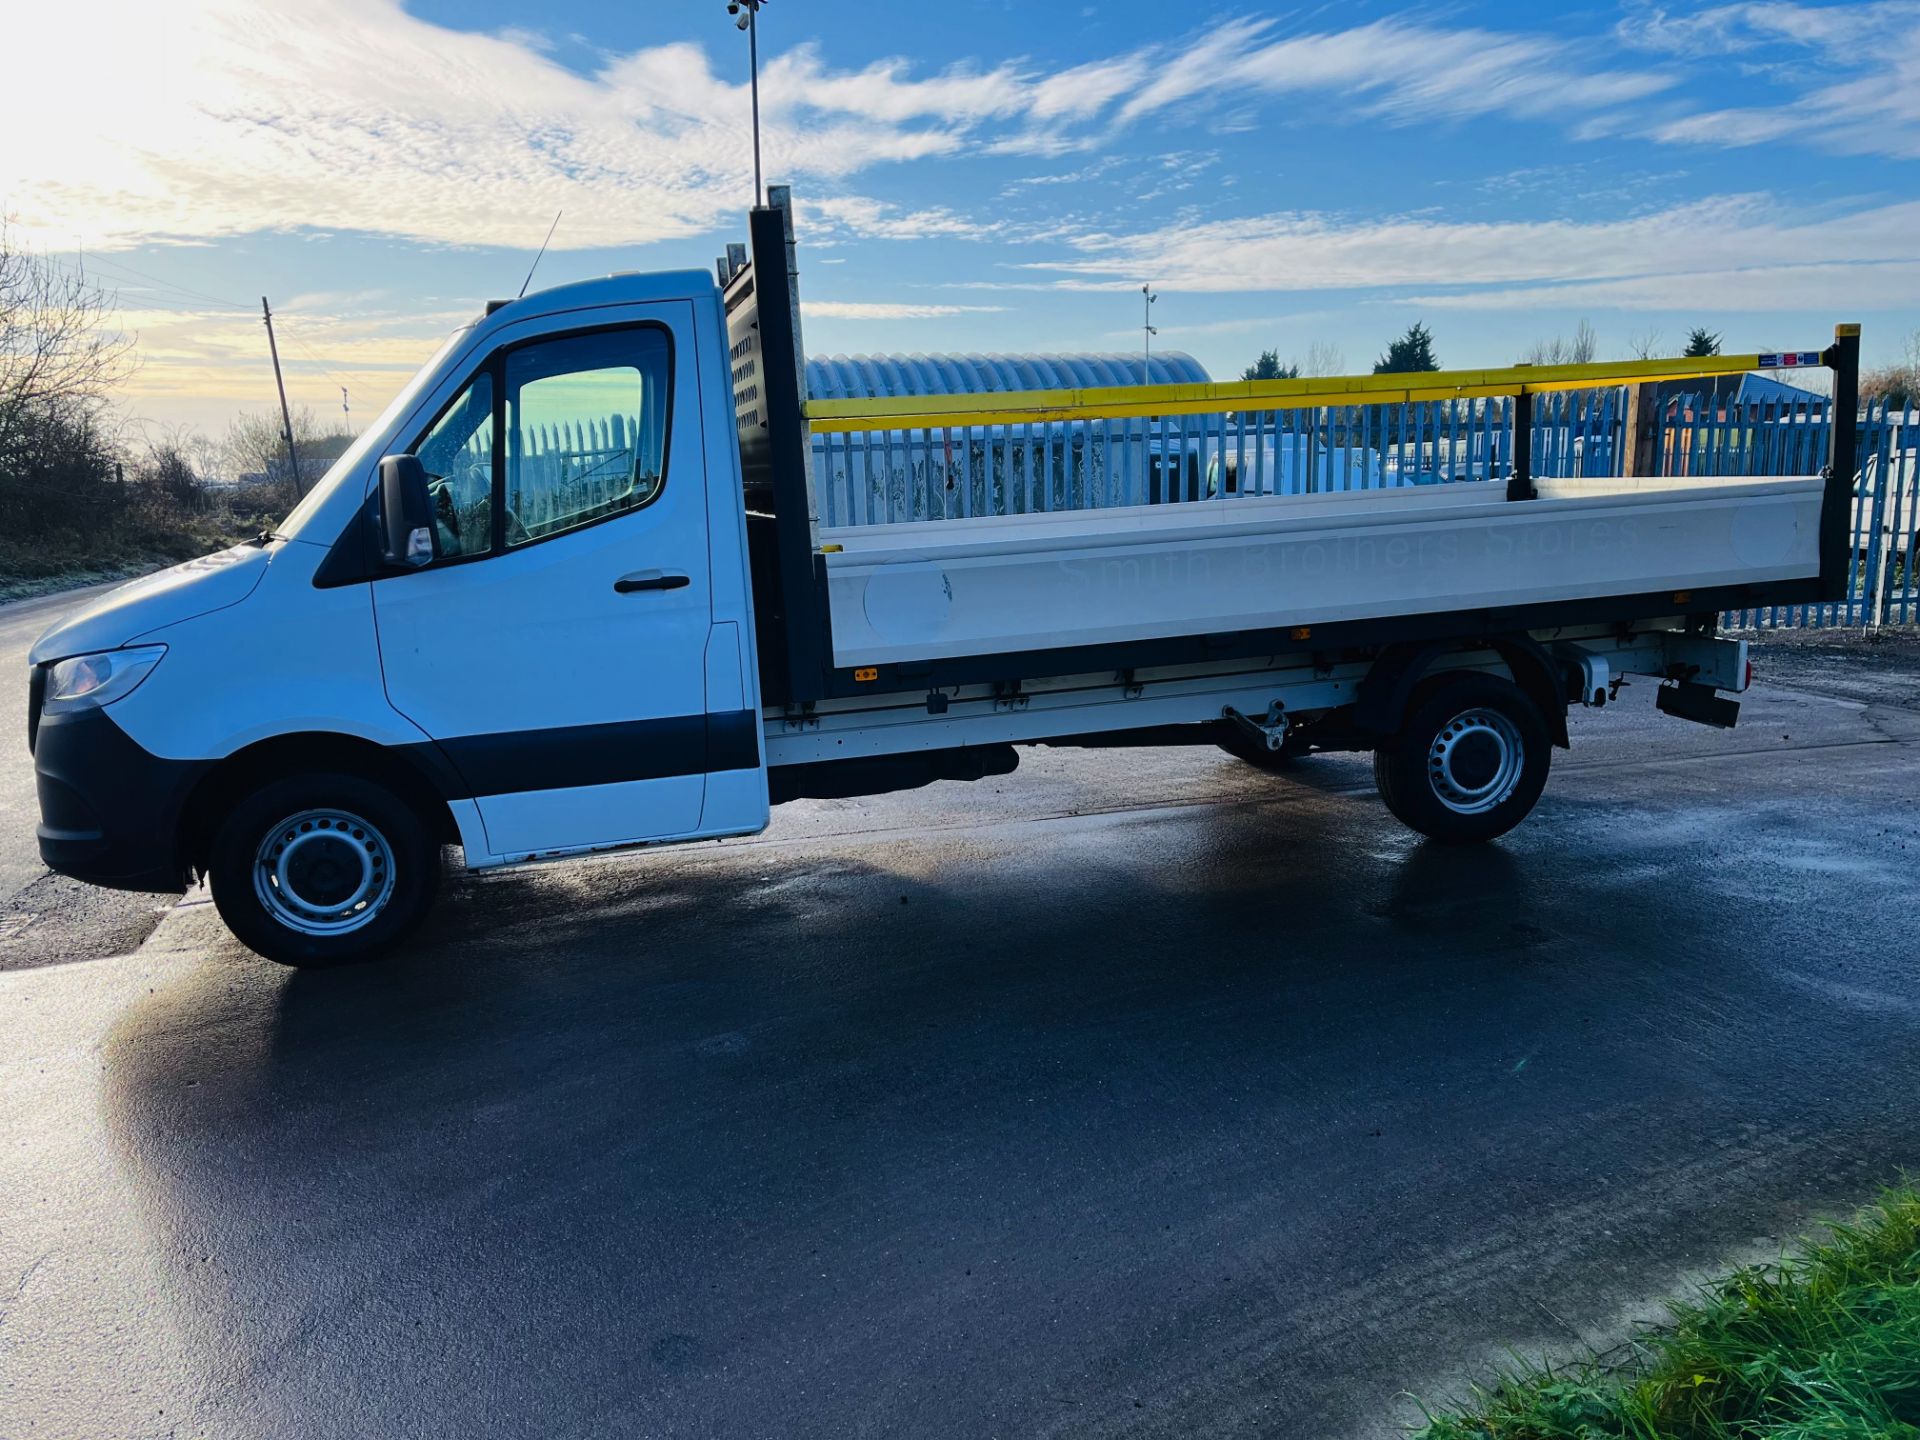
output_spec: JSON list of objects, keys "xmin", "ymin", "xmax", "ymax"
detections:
[{"xmin": 32, "ymin": 701, "xmax": 208, "ymax": 893}]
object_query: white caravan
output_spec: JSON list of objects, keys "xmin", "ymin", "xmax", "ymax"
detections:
[{"xmin": 27, "ymin": 191, "xmax": 1862, "ymax": 967}]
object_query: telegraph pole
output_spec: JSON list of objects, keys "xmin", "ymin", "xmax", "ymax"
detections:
[
  {"xmin": 261, "ymin": 296, "xmax": 304, "ymax": 496},
  {"xmin": 340, "ymin": 385, "xmax": 351, "ymax": 432}
]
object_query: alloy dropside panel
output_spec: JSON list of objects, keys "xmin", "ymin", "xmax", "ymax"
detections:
[{"xmin": 818, "ymin": 474, "xmax": 1824, "ymax": 668}]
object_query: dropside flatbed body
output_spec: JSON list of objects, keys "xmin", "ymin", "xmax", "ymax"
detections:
[{"xmin": 726, "ymin": 193, "xmax": 1855, "ymax": 728}]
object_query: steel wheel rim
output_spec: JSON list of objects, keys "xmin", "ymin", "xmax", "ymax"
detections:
[
  {"xmin": 252, "ymin": 808, "xmax": 396, "ymax": 936},
  {"xmin": 1427, "ymin": 708, "xmax": 1524, "ymax": 815}
]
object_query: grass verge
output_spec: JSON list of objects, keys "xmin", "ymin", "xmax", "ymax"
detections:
[
  {"xmin": 0, "ymin": 518, "xmax": 263, "ymax": 605},
  {"xmin": 1415, "ymin": 1186, "xmax": 1920, "ymax": 1439}
]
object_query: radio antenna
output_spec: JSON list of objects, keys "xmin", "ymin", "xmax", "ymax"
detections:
[{"xmin": 518, "ymin": 211, "xmax": 563, "ymax": 299}]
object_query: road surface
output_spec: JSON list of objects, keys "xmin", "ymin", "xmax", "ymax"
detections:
[
  {"xmin": 0, "ymin": 583, "xmax": 179, "ymax": 968},
  {"xmin": 2, "ymin": 626, "xmax": 1918, "ymax": 1438}
]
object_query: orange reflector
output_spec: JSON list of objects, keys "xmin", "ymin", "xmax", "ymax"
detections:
[
  {"xmin": 1673, "ymin": 590, "xmax": 1693, "ymax": 604},
  {"xmin": 854, "ymin": 667, "xmax": 878, "ymax": 682},
  {"xmin": 820, "ymin": 543, "xmax": 844, "ymax": 553},
  {"xmin": 1290, "ymin": 626, "xmax": 1312, "ymax": 640}
]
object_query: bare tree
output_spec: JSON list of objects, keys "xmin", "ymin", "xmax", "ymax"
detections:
[
  {"xmin": 1303, "ymin": 340, "xmax": 1345, "ymax": 377},
  {"xmin": 121, "ymin": 422, "xmax": 218, "ymax": 508},
  {"xmin": 224, "ymin": 405, "xmax": 332, "ymax": 509},
  {"xmin": 184, "ymin": 429, "xmax": 224, "ymax": 484},
  {"xmin": 1860, "ymin": 328, "xmax": 1920, "ymax": 409},
  {"xmin": 135, "ymin": 442, "xmax": 205, "ymax": 508},
  {"xmin": 1521, "ymin": 319, "xmax": 1598, "ymax": 367},
  {"xmin": 0, "ymin": 218, "xmax": 135, "ymax": 465},
  {"xmin": 1628, "ymin": 328, "xmax": 1665, "ymax": 361},
  {"xmin": 224, "ymin": 406, "xmax": 327, "ymax": 478}
]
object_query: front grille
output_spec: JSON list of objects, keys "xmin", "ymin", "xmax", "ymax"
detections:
[{"xmin": 26, "ymin": 664, "xmax": 45, "ymax": 757}]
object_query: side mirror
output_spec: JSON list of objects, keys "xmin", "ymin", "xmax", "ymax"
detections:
[{"xmin": 377, "ymin": 454, "xmax": 436, "ymax": 568}]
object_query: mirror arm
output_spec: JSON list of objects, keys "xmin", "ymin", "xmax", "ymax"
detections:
[{"xmin": 376, "ymin": 454, "xmax": 438, "ymax": 569}]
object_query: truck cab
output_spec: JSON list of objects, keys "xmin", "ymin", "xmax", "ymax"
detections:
[{"xmin": 31, "ymin": 267, "xmax": 772, "ymax": 962}]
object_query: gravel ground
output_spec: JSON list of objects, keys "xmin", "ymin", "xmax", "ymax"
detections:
[{"xmin": 1745, "ymin": 626, "xmax": 1920, "ymax": 709}]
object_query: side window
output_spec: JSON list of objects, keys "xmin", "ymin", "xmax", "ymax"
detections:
[
  {"xmin": 414, "ymin": 373, "xmax": 495, "ymax": 559},
  {"xmin": 504, "ymin": 328, "xmax": 671, "ymax": 547}
]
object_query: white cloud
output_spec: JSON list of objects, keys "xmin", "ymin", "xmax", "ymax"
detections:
[
  {"xmin": 1026, "ymin": 54, "xmax": 1153, "ymax": 122},
  {"xmin": 1617, "ymin": 1, "xmax": 1912, "ymax": 57},
  {"xmin": 1116, "ymin": 17, "xmax": 1672, "ymax": 127},
  {"xmin": 1619, "ymin": 2, "xmax": 1920, "ymax": 158},
  {"xmin": 802, "ymin": 301, "xmax": 1008, "ymax": 319},
  {"xmin": 1113, "ymin": 24, "xmax": 1258, "ymax": 124},
  {"xmin": 95, "ymin": 297, "xmax": 464, "ymax": 434},
  {"xmin": 763, "ymin": 45, "xmax": 1030, "ymax": 125},
  {"xmin": 1403, "ymin": 261, "xmax": 1920, "ymax": 312},
  {"xmin": 800, "ymin": 195, "xmax": 999, "ymax": 242},
  {"xmin": 279, "ymin": 289, "xmax": 392, "ymax": 315},
  {"xmin": 1023, "ymin": 194, "xmax": 1920, "ymax": 310},
  {"xmin": 3, "ymin": 0, "xmax": 1679, "ymax": 254},
  {"xmin": 1, "ymin": 0, "xmax": 988, "ymax": 252}
]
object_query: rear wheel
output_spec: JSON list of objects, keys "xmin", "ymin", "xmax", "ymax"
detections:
[
  {"xmin": 209, "ymin": 771, "xmax": 440, "ymax": 967},
  {"xmin": 1374, "ymin": 674, "xmax": 1550, "ymax": 844}
]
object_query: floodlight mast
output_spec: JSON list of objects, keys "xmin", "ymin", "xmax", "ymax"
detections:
[
  {"xmin": 726, "ymin": 0, "xmax": 768, "ymax": 206},
  {"xmin": 1142, "ymin": 284, "xmax": 1158, "ymax": 384}
]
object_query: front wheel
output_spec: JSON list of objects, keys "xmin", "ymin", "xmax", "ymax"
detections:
[
  {"xmin": 1373, "ymin": 674, "xmax": 1551, "ymax": 844},
  {"xmin": 209, "ymin": 771, "xmax": 440, "ymax": 966}
]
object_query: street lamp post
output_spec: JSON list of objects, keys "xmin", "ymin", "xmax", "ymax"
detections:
[{"xmin": 726, "ymin": 0, "xmax": 768, "ymax": 206}]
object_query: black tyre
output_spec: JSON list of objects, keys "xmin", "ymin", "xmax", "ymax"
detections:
[
  {"xmin": 209, "ymin": 771, "xmax": 440, "ymax": 967},
  {"xmin": 1373, "ymin": 673, "xmax": 1551, "ymax": 844}
]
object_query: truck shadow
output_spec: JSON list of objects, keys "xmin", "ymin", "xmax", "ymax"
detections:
[{"xmin": 93, "ymin": 787, "xmax": 1893, "ymax": 1438}]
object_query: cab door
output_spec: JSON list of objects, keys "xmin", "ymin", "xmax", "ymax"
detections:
[{"xmin": 373, "ymin": 305, "xmax": 737, "ymax": 861}]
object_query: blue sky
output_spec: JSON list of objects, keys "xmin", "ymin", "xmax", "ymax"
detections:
[{"xmin": 7, "ymin": 0, "xmax": 1919, "ymax": 434}]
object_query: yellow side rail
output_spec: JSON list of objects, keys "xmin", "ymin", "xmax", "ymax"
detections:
[{"xmin": 805, "ymin": 351, "xmax": 1792, "ymax": 435}]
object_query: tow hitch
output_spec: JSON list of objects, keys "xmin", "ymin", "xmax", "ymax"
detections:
[{"xmin": 1221, "ymin": 701, "xmax": 1290, "ymax": 753}]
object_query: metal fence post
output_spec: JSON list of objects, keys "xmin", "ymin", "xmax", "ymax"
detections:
[
  {"xmin": 1621, "ymin": 382, "xmax": 1657, "ymax": 478},
  {"xmin": 1862, "ymin": 405, "xmax": 1891, "ymax": 628},
  {"xmin": 1508, "ymin": 392, "xmax": 1534, "ymax": 501},
  {"xmin": 1821, "ymin": 324, "xmax": 1862, "ymax": 612}
]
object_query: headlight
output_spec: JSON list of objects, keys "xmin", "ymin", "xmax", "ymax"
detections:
[{"xmin": 43, "ymin": 645, "xmax": 167, "ymax": 711}]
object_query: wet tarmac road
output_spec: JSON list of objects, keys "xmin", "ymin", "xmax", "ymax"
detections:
[
  {"xmin": 1, "ymin": 585, "xmax": 177, "ymax": 969},
  {"xmin": 2, "ymin": 638, "xmax": 1919, "ymax": 1439}
]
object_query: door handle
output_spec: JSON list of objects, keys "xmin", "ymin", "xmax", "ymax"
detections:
[{"xmin": 614, "ymin": 570, "xmax": 691, "ymax": 594}]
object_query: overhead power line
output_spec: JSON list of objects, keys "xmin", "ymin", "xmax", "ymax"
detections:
[
  {"xmin": 64, "ymin": 251, "xmax": 252, "ymax": 312},
  {"xmin": 284, "ymin": 332, "xmax": 359, "ymax": 392}
]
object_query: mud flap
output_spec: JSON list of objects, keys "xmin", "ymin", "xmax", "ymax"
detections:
[{"xmin": 1655, "ymin": 681, "xmax": 1740, "ymax": 729}]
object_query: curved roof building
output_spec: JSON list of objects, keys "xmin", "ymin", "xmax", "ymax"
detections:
[{"xmin": 805, "ymin": 351, "xmax": 1210, "ymax": 400}]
